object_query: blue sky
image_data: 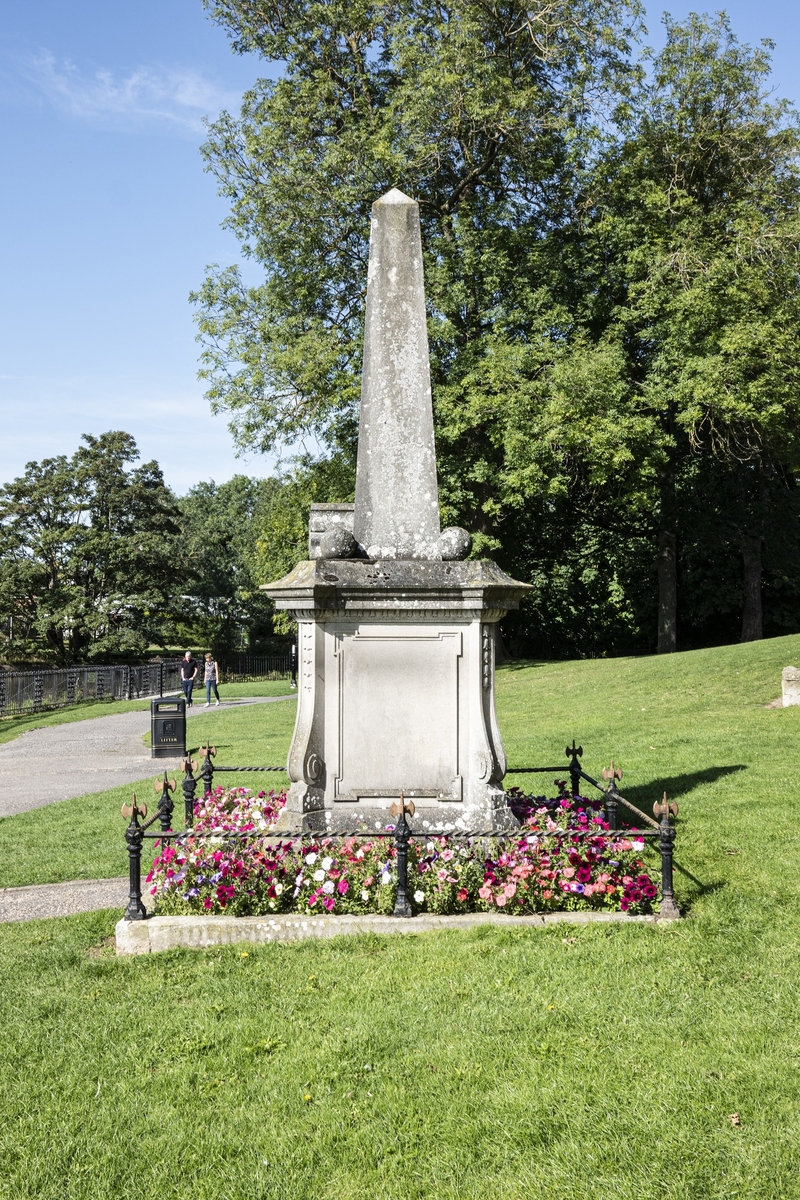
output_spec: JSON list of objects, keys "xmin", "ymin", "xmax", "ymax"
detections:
[{"xmin": 1, "ymin": 1, "xmax": 799, "ymax": 495}]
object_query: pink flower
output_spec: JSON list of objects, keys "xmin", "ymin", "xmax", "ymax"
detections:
[
  {"xmin": 495, "ymin": 894, "xmax": 507, "ymax": 907},
  {"xmin": 562, "ymin": 867, "xmax": 575, "ymax": 879},
  {"xmin": 202, "ymin": 897, "xmax": 212, "ymax": 910},
  {"xmin": 337, "ymin": 880, "xmax": 349, "ymax": 894},
  {"xmin": 441, "ymin": 849, "xmax": 454, "ymax": 862},
  {"xmin": 322, "ymin": 896, "xmax": 335, "ymax": 911},
  {"xmin": 478, "ymin": 885, "xmax": 492, "ymax": 900},
  {"xmin": 542, "ymin": 889, "xmax": 553, "ymax": 899},
  {"xmin": 457, "ymin": 888, "xmax": 468, "ymax": 902},
  {"xmin": 504, "ymin": 883, "xmax": 517, "ymax": 898}
]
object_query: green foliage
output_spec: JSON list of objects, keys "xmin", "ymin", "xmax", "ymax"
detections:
[
  {"xmin": 192, "ymin": 4, "xmax": 800, "ymax": 654},
  {"xmin": 0, "ymin": 433, "xmax": 180, "ymax": 665},
  {"xmin": 176, "ymin": 474, "xmax": 278, "ymax": 653}
]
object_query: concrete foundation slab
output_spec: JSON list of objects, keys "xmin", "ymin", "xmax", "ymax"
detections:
[{"xmin": 116, "ymin": 909, "xmax": 672, "ymax": 955}]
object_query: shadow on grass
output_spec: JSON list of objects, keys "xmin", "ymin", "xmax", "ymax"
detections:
[{"xmin": 619, "ymin": 764, "xmax": 747, "ymax": 812}]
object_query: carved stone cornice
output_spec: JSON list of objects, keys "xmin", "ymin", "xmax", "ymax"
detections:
[{"xmin": 261, "ymin": 558, "xmax": 529, "ymax": 620}]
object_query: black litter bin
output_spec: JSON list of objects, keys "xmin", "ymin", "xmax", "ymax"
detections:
[{"xmin": 151, "ymin": 695, "xmax": 186, "ymax": 758}]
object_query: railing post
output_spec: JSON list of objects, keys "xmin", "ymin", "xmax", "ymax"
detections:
[
  {"xmin": 181, "ymin": 756, "xmax": 199, "ymax": 826},
  {"xmin": 602, "ymin": 761, "xmax": 623, "ymax": 831},
  {"xmin": 390, "ymin": 794, "xmax": 415, "ymax": 918},
  {"xmin": 0, "ymin": 669, "xmax": 5, "ymax": 717},
  {"xmin": 565, "ymin": 740, "xmax": 583, "ymax": 801},
  {"xmin": 654, "ymin": 793, "xmax": 680, "ymax": 919},
  {"xmin": 200, "ymin": 742, "xmax": 216, "ymax": 796},
  {"xmin": 154, "ymin": 771, "xmax": 176, "ymax": 833},
  {"xmin": 123, "ymin": 795, "xmax": 148, "ymax": 921},
  {"xmin": 33, "ymin": 669, "xmax": 43, "ymax": 713}
]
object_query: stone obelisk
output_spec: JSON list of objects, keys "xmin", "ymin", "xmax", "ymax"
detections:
[
  {"xmin": 262, "ymin": 188, "xmax": 528, "ymax": 833},
  {"xmin": 354, "ymin": 189, "xmax": 441, "ymax": 560}
]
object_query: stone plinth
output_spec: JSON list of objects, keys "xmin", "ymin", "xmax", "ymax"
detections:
[
  {"xmin": 782, "ymin": 666, "xmax": 800, "ymax": 707},
  {"xmin": 262, "ymin": 559, "xmax": 525, "ymax": 832}
]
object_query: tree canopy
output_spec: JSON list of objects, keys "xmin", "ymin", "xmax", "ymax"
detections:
[{"xmin": 192, "ymin": 5, "xmax": 800, "ymax": 655}]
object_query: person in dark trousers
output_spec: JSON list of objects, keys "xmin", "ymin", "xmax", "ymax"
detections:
[
  {"xmin": 203, "ymin": 653, "xmax": 221, "ymax": 706},
  {"xmin": 180, "ymin": 651, "xmax": 198, "ymax": 707}
]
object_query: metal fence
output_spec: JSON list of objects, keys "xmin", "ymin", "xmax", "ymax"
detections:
[
  {"xmin": 218, "ymin": 651, "xmax": 295, "ymax": 683},
  {"xmin": 0, "ymin": 661, "xmax": 184, "ymax": 717},
  {"xmin": 123, "ymin": 740, "xmax": 680, "ymax": 922}
]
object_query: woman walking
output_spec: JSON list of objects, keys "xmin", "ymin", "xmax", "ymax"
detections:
[{"xmin": 203, "ymin": 653, "xmax": 221, "ymax": 707}]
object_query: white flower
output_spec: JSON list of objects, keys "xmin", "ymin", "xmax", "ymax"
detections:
[
  {"xmin": 275, "ymin": 883, "xmax": 284, "ymax": 895},
  {"xmin": 356, "ymin": 849, "xmax": 365, "ymax": 860},
  {"xmin": 305, "ymin": 853, "xmax": 318, "ymax": 865},
  {"xmin": 361, "ymin": 889, "xmax": 370, "ymax": 901},
  {"xmin": 413, "ymin": 890, "xmax": 425, "ymax": 903},
  {"xmin": 381, "ymin": 871, "xmax": 392, "ymax": 886},
  {"xmin": 322, "ymin": 881, "xmax": 335, "ymax": 894},
  {"xmin": 321, "ymin": 856, "xmax": 333, "ymax": 871},
  {"xmin": 313, "ymin": 869, "xmax": 325, "ymax": 882},
  {"xmin": 459, "ymin": 846, "xmax": 469, "ymax": 857}
]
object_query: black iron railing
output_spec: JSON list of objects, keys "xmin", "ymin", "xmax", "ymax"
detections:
[
  {"xmin": 123, "ymin": 740, "xmax": 680, "ymax": 924},
  {"xmin": 0, "ymin": 660, "xmax": 184, "ymax": 716}
]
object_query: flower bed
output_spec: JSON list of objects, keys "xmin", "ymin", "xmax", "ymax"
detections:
[{"xmin": 147, "ymin": 783, "xmax": 659, "ymax": 918}]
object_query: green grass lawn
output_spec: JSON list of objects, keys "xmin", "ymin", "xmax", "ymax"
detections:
[
  {"xmin": 2, "ymin": 636, "xmax": 800, "ymax": 1196},
  {"xmin": 0, "ymin": 906, "xmax": 798, "ymax": 1199}
]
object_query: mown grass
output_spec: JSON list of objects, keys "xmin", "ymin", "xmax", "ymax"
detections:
[
  {"xmin": 2, "ymin": 636, "xmax": 800, "ymax": 1196},
  {"xmin": 0, "ymin": 905, "xmax": 798, "ymax": 1199}
]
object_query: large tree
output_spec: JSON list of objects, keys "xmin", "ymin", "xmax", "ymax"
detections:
[
  {"xmin": 569, "ymin": 14, "xmax": 800, "ymax": 648},
  {"xmin": 194, "ymin": 0, "xmax": 642, "ymax": 532},
  {"xmin": 195, "ymin": 2, "xmax": 800, "ymax": 655},
  {"xmin": 0, "ymin": 433, "xmax": 180, "ymax": 664}
]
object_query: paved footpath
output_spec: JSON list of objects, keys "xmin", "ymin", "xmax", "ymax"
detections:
[
  {"xmin": 0, "ymin": 696, "xmax": 294, "ymax": 818},
  {"xmin": 0, "ymin": 696, "xmax": 295, "ymax": 924}
]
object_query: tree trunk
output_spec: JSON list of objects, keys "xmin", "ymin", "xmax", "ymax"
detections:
[
  {"xmin": 740, "ymin": 535, "xmax": 763, "ymax": 642},
  {"xmin": 657, "ymin": 465, "xmax": 677, "ymax": 654}
]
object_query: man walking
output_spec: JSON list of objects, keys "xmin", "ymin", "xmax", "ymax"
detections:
[{"xmin": 180, "ymin": 651, "xmax": 198, "ymax": 707}]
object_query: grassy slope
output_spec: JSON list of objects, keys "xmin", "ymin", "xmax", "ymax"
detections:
[{"xmin": 1, "ymin": 637, "xmax": 800, "ymax": 1197}]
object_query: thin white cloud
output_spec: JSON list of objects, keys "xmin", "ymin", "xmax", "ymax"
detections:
[{"xmin": 21, "ymin": 51, "xmax": 240, "ymax": 132}]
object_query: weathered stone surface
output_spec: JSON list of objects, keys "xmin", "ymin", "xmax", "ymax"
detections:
[
  {"xmin": 116, "ymin": 909, "xmax": 661, "ymax": 955},
  {"xmin": 261, "ymin": 188, "xmax": 529, "ymax": 835},
  {"xmin": 782, "ymin": 666, "xmax": 800, "ymax": 707},
  {"xmin": 262, "ymin": 556, "xmax": 525, "ymax": 617},
  {"xmin": 438, "ymin": 526, "xmax": 472, "ymax": 561},
  {"xmin": 353, "ymin": 189, "xmax": 441, "ymax": 560},
  {"xmin": 263, "ymin": 557, "xmax": 528, "ymax": 833},
  {"xmin": 308, "ymin": 503, "xmax": 354, "ymax": 559},
  {"xmin": 319, "ymin": 528, "xmax": 357, "ymax": 560}
]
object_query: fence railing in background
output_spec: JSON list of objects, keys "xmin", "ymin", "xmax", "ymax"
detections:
[
  {"xmin": 218, "ymin": 650, "xmax": 296, "ymax": 683},
  {"xmin": 0, "ymin": 660, "xmax": 184, "ymax": 717}
]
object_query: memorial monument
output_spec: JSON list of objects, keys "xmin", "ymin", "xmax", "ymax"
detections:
[{"xmin": 263, "ymin": 188, "xmax": 528, "ymax": 832}]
